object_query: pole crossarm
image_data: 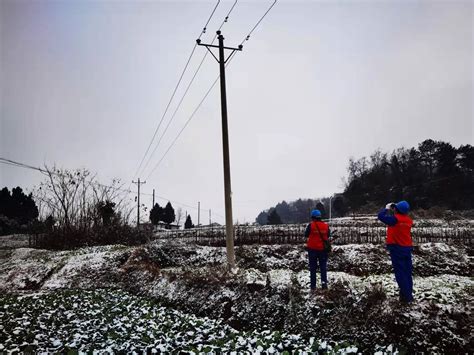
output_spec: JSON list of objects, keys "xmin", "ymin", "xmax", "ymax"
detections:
[
  {"xmin": 196, "ymin": 31, "xmax": 243, "ymax": 64},
  {"xmin": 204, "ymin": 45, "xmax": 220, "ymax": 63},
  {"xmin": 197, "ymin": 42, "xmax": 243, "ymax": 52}
]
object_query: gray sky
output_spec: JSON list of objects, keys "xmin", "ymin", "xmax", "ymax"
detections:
[{"xmin": 1, "ymin": 0, "xmax": 473, "ymax": 224}]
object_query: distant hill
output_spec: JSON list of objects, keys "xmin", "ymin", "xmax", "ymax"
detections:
[{"xmin": 256, "ymin": 139, "xmax": 474, "ymax": 224}]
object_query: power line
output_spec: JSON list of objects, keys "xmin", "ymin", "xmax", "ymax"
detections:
[
  {"xmin": 132, "ymin": 0, "xmax": 222, "ymax": 181},
  {"xmin": 0, "ymin": 157, "xmax": 133, "ymax": 197},
  {"xmin": 0, "ymin": 157, "xmax": 225, "ymax": 221},
  {"xmin": 139, "ymin": 1, "xmax": 239, "ymax": 178},
  {"xmin": 145, "ymin": 1, "xmax": 277, "ymax": 179},
  {"xmin": 239, "ymin": 0, "xmax": 277, "ymax": 46},
  {"xmin": 199, "ymin": 0, "xmax": 221, "ymax": 41},
  {"xmin": 220, "ymin": 0, "xmax": 238, "ymax": 28},
  {"xmin": 0, "ymin": 157, "xmax": 49, "ymax": 175},
  {"xmin": 145, "ymin": 71, "xmax": 222, "ymax": 180}
]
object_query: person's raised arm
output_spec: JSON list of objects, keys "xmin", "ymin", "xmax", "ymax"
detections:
[{"xmin": 377, "ymin": 203, "xmax": 398, "ymax": 226}]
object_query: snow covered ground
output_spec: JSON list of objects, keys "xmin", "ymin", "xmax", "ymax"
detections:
[
  {"xmin": 0, "ymin": 238, "xmax": 472, "ymax": 353},
  {"xmin": 0, "ymin": 289, "xmax": 362, "ymax": 353},
  {"xmin": 0, "ymin": 234, "xmax": 30, "ymax": 249}
]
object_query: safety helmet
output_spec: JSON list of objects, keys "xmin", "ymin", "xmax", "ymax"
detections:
[
  {"xmin": 311, "ymin": 209, "xmax": 322, "ymax": 218},
  {"xmin": 395, "ymin": 200, "xmax": 410, "ymax": 214}
]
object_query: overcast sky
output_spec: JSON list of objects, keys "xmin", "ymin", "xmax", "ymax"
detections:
[{"xmin": 1, "ymin": 0, "xmax": 472, "ymax": 224}]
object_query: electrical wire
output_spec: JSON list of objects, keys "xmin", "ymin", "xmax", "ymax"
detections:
[
  {"xmin": 139, "ymin": 41, "xmax": 217, "ymax": 177},
  {"xmin": 145, "ymin": 72, "xmax": 223, "ymax": 180},
  {"xmin": 139, "ymin": 0, "xmax": 239, "ymax": 178},
  {"xmin": 239, "ymin": 0, "xmax": 277, "ymax": 46},
  {"xmin": 199, "ymin": 0, "xmax": 221, "ymax": 40},
  {"xmin": 145, "ymin": 1, "xmax": 277, "ymax": 179},
  {"xmin": 132, "ymin": 0, "xmax": 222, "ymax": 181},
  {"xmin": 0, "ymin": 157, "xmax": 224, "ymax": 221}
]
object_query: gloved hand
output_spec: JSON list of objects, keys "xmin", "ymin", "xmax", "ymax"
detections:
[{"xmin": 385, "ymin": 202, "xmax": 395, "ymax": 210}]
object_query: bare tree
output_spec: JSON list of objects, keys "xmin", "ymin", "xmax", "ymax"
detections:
[
  {"xmin": 175, "ymin": 207, "xmax": 183, "ymax": 227},
  {"xmin": 37, "ymin": 165, "xmax": 135, "ymax": 231}
]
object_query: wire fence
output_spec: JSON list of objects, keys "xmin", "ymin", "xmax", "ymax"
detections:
[{"xmin": 155, "ymin": 223, "xmax": 473, "ymax": 247}]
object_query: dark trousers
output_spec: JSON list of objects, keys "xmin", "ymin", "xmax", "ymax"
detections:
[
  {"xmin": 387, "ymin": 244, "xmax": 413, "ymax": 302},
  {"xmin": 308, "ymin": 249, "xmax": 328, "ymax": 289}
]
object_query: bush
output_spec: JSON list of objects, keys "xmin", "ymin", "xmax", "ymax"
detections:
[
  {"xmin": 0, "ymin": 215, "xmax": 20, "ymax": 235},
  {"xmin": 35, "ymin": 222, "xmax": 152, "ymax": 250}
]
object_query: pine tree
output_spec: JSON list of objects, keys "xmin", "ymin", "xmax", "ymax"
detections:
[
  {"xmin": 255, "ymin": 211, "xmax": 268, "ymax": 225},
  {"xmin": 162, "ymin": 202, "xmax": 175, "ymax": 225},
  {"xmin": 267, "ymin": 209, "xmax": 282, "ymax": 225},
  {"xmin": 332, "ymin": 196, "xmax": 347, "ymax": 217},
  {"xmin": 149, "ymin": 203, "xmax": 164, "ymax": 225},
  {"xmin": 184, "ymin": 215, "xmax": 194, "ymax": 229},
  {"xmin": 316, "ymin": 202, "xmax": 326, "ymax": 219},
  {"xmin": 97, "ymin": 200, "xmax": 116, "ymax": 226},
  {"xmin": 0, "ymin": 186, "xmax": 38, "ymax": 224}
]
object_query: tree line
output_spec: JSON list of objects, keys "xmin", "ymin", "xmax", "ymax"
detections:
[
  {"xmin": 0, "ymin": 166, "xmax": 151, "ymax": 247},
  {"xmin": 0, "ymin": 187, "xmax": 39, "ymax": 235},
  {"xmin": 256, "ymin": 139, "xmax": 473, "ymax": 224},
  {"xmin": 149, "ymin": 202, "xmax": 197, "ymax": 229},
  {"xmin": 256, "ymin": 197, "xmax": 347, "ymax": 225},
  {"xmin": 343, "ymin": 139, "xmax": 473, "ymax": 212}
]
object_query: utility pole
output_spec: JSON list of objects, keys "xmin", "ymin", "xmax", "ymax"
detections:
[
  {"xmin": 198, "ymin": 201, "xmax": 200, "ymax": 228},
  {"xmin": 152, "ymin": 188, "xmax": 155, "ymax": 208},
  {"xmin": 197, "ymin": 31, "xmax": 242, "ymax": 269},
  {"xmin": 209, "ymin": 209, "xmax": 211, "ymax": 226},
  {"xmin": 329, "ymin": 196, "xmax": 335, "ymax": 223},
  {"xmin": 132, "ymin": 178, "xmax": 146, "ymax": 228}
]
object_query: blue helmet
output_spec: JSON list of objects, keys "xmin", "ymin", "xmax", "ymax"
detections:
[
  {"xmin": 311, "ymin": 209, "xmax": 322, "ymax": 218},
  {"xmin": 395, "ymin": 200, "xmax": 410, "ymax": 214}
]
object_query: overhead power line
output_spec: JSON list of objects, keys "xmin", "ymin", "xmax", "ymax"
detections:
[
  {"xmin": 239, "ymin": 0, "xmax": 277, "ymax": 46},
  {"xmin": 132, "ymin": 0, "xmax": 222, "ymax": 180},
  {"xmin": 145, "ymin": 1, "xmax": 277, "ymax": 179},
  {"xmin": 145, "ymin": 71, "xmax": 223, "ymax": 180},
  {"xmin": 138, "ymin": 0, "xmax": 239, "ymax": 179},
  {"xmin": 0, "ymin": 157, "xmax": 225, "ymax": 221}
]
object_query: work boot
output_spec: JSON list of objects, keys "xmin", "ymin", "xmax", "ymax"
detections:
[
  {"xmin": 321, "ymin": 283, "xmax": 328, "ymax": 290},
  {"xmin": 399, "ymin": 292, "xmax": 413, "ymax": 305}
]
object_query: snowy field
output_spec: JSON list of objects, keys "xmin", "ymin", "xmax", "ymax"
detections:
[
  {"xmin": 0, "ymin": 235, "xmax": 472, "ymax": 353},
  {"xmin": 155, "ymin": 217, "xmax": 474, "ymax": 246},
  {"xmin": 0, "ymin": 289, "xmax": 361, "ymax": 353}
]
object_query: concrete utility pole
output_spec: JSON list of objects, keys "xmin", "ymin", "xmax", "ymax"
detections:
[
  {"xmin": 197, "ymin": 31, "xmax": 242, "ymax": 269},
  {"xmin": 132, "ymin": 178, "xmax": 146, "ymax": 228}
]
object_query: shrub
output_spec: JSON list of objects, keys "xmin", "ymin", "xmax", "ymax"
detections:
[{"xmin": 35, "ymin": 222, "xmax": 152, "ymax": 250}]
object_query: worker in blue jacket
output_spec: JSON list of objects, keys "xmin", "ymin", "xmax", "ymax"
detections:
[{"xmin": 378, "ymin": 200, "xmax": 414, "ymax": 303}]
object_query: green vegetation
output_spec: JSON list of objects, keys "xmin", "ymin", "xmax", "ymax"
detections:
[{"xmin": 0, "ymin": 289, "xmax": 359, "ymax": 353}]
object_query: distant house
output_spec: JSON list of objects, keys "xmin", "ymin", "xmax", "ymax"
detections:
[
  {"xmin": 138, "ymin": 222, "xmax": 153, "ymax": 231},
  {"xmin": 195, "ymin": 222, "xmax": 222, "ymax": 230},
  {"xmin": 155, "ymin": 222, "xmax": 180, "ymax": 230}
]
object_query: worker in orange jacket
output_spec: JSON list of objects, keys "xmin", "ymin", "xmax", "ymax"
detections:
[
  {"xmin": 378, "ymin": 200, "xmax": 414, "ymax": 303},
  {"xmin": 305, "ymin": 209, "xmax": 330, "ymax": 291}
]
